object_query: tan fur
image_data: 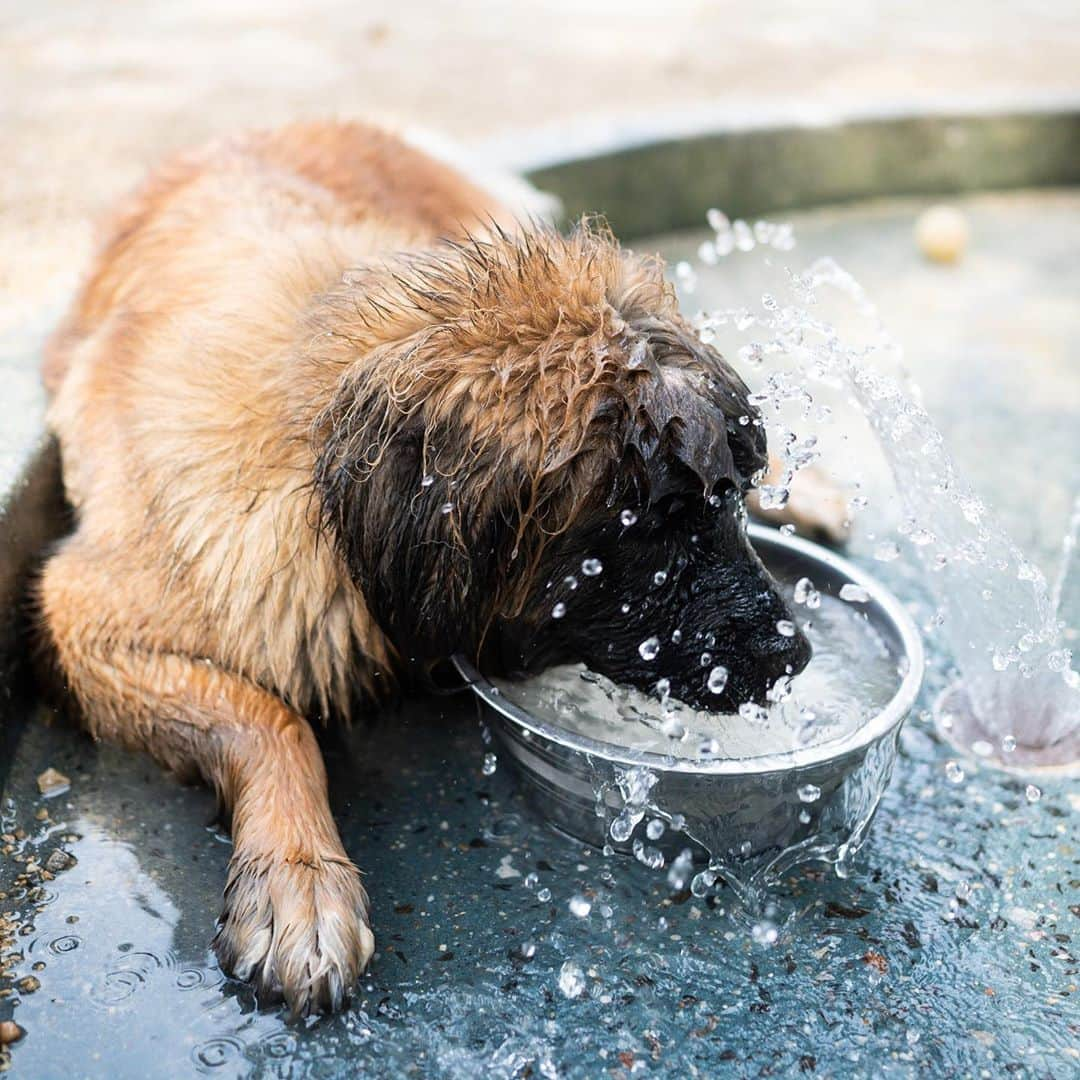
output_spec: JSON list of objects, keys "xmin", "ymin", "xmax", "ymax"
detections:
[{"xmin": 40, "ymin": 120, "xmax": 701, "ymax": 1014}]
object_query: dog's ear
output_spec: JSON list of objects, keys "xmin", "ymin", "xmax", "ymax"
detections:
[
  {"xmin": 313, "ymin": 360, "xmax": 632, "ymax": 666},
  {"xmin": 624, "ymin": 324, "xmax": 767, "ymax": 501},
  {"xmin": 314, "ymin": 371, "xmax": 506, "ymax": 661}
]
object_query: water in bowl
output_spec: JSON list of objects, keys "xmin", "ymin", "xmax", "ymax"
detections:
[{"xmin": 493, "ymin": 585, "xmax": 901, "ymax": 760}]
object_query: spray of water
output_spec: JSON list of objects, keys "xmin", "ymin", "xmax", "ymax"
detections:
[{"xmin": 688, "ymin": 211, "xmax": 1079, "ymax": 769}]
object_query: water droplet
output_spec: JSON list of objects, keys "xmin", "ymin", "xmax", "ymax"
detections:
[
  {"xmin": 632, "ymin": 838, "xmax": 665, "ymax": 869},
  {"xmin": 626, "ymin": 339, "xmax": 648, "ymax": 369},
  {"xmin": 733, "ymin": 219, "xmax": 754, "ymax": 252},
  {"xmin": 652, "ymin": 570, "xmax": 668, "ymax": 587},
  {"xmin": 874, "ymin": 540, "xmax": 901, "ymax": 562},
  {"xmin": 563, "ymin": 575, "xmax": 579, "ymax": 590},
  {"xmin": 758, "ymin": 485, "xmax": 789, "ymax": 510},
  {"xmin": 690, "ymin": 869, "xmax": 717, "ymax": 897},
  {"xmin": 646, "ymin": 818, "xmax": 666, "ymax": 840},
  {"xmin": 697, "ymin": 738, "xmax": 721, "ymax": 759},
  {"xmin": 798, "ymin": 809, "xmax": 812, "ymax": 824},
  {"xmin": 581, "ymin": 558, "xmax": 603, "ymax": 577},
  {"xmin": 620, "ymin": 509, "xmax": 638, "ymax": 526},
  {"xmin": 440, "ymin": 502, "xmax": 454, "ymax": 515},
  {"xmin": 609, "ymin": 811, "xmax": 636, "ymax": 843},
  {"xmin": 667, "ymin": 848, "xmax": 695, "ymax": 890},
  {"xmin": 797, "ymin": 784, "xmax": 821, "ymax": 803},
  {"xmin": 537, "ymin": 887, "xmax": 552, "ymax": 902},
  {"xmin": 661, "ymin": 716, "xmax": 685, "ymax": 739},
  {"xmin": 638, "ymin": 636, "xmax": 660, "ymax": 661},
  {"xmin": 707, "ymin": 666, "xmax": 729, "ymax": 694},
  {"xmin": 792, "ymin": 577, "xmax": 817, "ymax": 606},
  {"xmin": 1046, "ymin": 649, "xmax": 1070, "ymax": 672},
  {"xmin": 1025, "ymin": 784, "xmax": 1041, "ymax": 803},
  {"xmin": 738, "ymin": 702, "xmax": 769, "ymax": 724},
  {"xmin": 674, "ymin": 261, "xmax": 697, "ymax": 294},
  {"xmin": 776, "ymin": 619, "xmax": 796, "ymax": 637},
  {"xmin": 751, "ymin": 920, "xmax": 778, "ymax": 946},
  {"xmin": 706, "ymin": 207, "xmax": 730, "ymax": 233},
  {"xmin": 481, "ymin": 752, "xmax": 497, "ymax": 776},
  {"xmin": 1001, "ymin": 734, "xmax": 1017, "ymax": 753},
  {"xmin": 558, "ymin": 960, "xmax": 586, "ymax": 999},
  {"xmin": 671, "ymin": 628, "xmax": 683, "ymax": 644},
  {"xmin": 421, "ymin": 474, "xmax": 435, "ymax": 488},
  {"xmin": 551, "ymin": 602, "xmax": 567, "ymax": 619},
  {"xmin": 568, "ymin": 894, "xmax": 592, "ymax": 918},
  {"xmin": 945, "ymin": 760, "xmax": 965, "ymax": 784},
  {"xmin": 839, "ymin": 583, "xmax": 871, "ymax": 603}
]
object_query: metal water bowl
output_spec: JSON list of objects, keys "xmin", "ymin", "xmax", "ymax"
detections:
[{"xmin": 456, "ymin": 525, "xmax": 924, "ymax": 884}]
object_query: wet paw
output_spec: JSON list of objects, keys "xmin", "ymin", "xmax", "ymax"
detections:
[{"xmin": 212, "ymin": 852, "xmax": 374, "ymax": 1016}]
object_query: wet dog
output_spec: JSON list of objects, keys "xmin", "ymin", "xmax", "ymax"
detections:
[{"xmin": 39, "ymin": 121, "xmax": 810, "ymax": 1014}]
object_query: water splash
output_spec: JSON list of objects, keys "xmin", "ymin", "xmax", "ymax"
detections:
[{"xmin": 692, "ymin": 211, "xmax": 1079, "ymax": 771}]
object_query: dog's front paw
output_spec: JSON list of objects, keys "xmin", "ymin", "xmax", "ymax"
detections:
[{"xmin": 213, "ymin": 852, "xmax": 374, "ymax": 1015}]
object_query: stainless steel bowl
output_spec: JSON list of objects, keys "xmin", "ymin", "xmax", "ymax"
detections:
[{"xmin": 455, "ymin": 525, "xmax": 924, "ymax": 890}]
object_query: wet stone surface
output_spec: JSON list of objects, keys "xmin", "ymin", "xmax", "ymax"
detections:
[
  {"xmin": 2, "ymin": 190, "xmax": 1080, "ymax": 1076},
  {"xmin": 0, "ymin": 698, "xmax": 1077, "ymax": 1078}
]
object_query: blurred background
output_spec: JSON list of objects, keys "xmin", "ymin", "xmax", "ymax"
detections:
[{"xmin": 3, "ymin": 1, "xmax": 1080, "ymax": 334}]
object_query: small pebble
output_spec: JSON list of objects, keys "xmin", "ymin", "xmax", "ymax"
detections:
[
  {"xmin": 0, "ymin": 1021, "xmax": 25, "ymax": 1046},
  {"xmin": 36, "ymin": 768, "xmax": 70, "ymax": 798},
  {"xmin": 44, "ymin": 850, "xmax": 77, "ymax": 874}
]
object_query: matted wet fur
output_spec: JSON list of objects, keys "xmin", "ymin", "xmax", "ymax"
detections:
[{"xmin": 38, "ymin": 120, "xmax": 808, "ymax": 1015}]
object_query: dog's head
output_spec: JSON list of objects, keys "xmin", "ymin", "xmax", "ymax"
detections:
[{"xmin": 312, "ymin": 221, "xmax": 809, "ymax": 710}]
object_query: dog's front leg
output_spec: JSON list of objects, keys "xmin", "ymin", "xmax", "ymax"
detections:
[
  {"xmin": 208, "ymin": 692, "xmax": 374, "ymax": 1016},
  {"xmin": 40, "ymin": 547, "xmax": 374, "ymax": 1015}
]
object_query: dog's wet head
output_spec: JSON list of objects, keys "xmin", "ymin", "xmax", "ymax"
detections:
[
  {"xmin": 312, "ymin": 222, "xmax": 810, "ymax": 709},
  {"xmin": 497, "ymin": 484, "xmax": 811, "ymax": 711}
]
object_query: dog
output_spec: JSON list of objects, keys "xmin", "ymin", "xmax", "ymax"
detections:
[{"xmin": 38, "ymin": 121, "xmax": 811, "ymax": 1015}]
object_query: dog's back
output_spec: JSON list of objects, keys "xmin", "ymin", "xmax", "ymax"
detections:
[
  {"xmin": 44, "ymin": 121, "xmax": 506, "ymax": 394},
  {"xmin": 43, "ymin": 121, "xmax": 507, "ymax": 716}
]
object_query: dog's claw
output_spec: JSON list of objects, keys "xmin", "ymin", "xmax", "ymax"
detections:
[{"xmin": 212, "ymin": 853, "xmax": 374, "ymax": 1016}]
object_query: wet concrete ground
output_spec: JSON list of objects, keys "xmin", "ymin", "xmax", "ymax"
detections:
[{"xmin": 2, "ymin": 191, "xmax": 1079, "ymax": 1077}]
